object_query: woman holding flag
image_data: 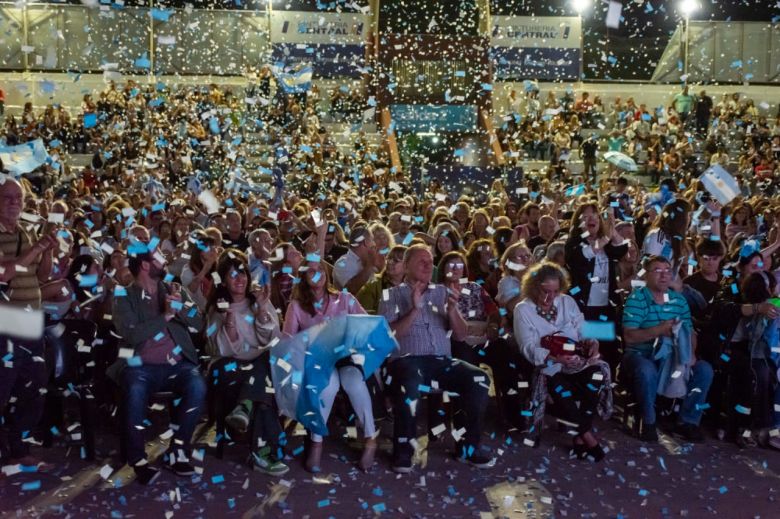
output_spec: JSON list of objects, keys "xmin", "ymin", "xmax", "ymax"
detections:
[{"xmin": 282, "ymin": 256, "xmax": 377, "ymax": 473}]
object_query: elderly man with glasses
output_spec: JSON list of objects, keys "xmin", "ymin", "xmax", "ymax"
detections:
[{"xmin": 622, "ymin": 255, "xmax": 713, "ymax": 443}]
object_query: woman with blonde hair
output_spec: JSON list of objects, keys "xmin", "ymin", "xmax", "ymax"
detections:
[{"xmin": 514, "ymin": 262, "xmax": 612, "ymax": 459}]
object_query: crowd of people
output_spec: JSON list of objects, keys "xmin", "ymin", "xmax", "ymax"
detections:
[
  {"xmin": 1, "ymin": 75, "xmax": 780, "ymax": 487},
  {"xmin": 499, "ymin": 84, "xmax": 780, "ymax": 188}
]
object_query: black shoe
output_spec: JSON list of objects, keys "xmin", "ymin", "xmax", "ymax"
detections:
[
  {"xmin": 134, "ymin": 464, "xmax": 161, "ymax": 486},
  {"xmin": 455, "ymin": 448, "xmax": 496, "ymax": 469},
  {"xmin": 164, "ymin": 460, "xmax": 196, "ymax": 476},
  {"xmin": 673, "ymin": 422, "xmax": 705, "ymax": 443},
  {"xmin": 571, "ymin": 443, "xmax": 588, "ymax": 459},
  {"xmin": 391, "ymin": 452, "xmax": 413, "ymax": 474},
  {"xmin": 639, "ymin": 423, "xmax": 658, "ymax": 442},
  {"xmin": 584, "ymin": 444, "xmax": 606, "ymax": 462}
]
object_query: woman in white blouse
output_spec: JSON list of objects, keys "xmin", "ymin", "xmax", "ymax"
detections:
[
  {"xmin": 513, "ymin": 262, "xmax": 609, "ymax": 461},
  {"xmin": 207, "ymin": 250, "xmax": 287, "ymax": 476}
]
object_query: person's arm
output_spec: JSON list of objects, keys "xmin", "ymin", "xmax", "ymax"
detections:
[
  {"xmin": 281, "ymin": 300, "xmax": 300, "ymax": 336},
  {"xmin": 389, "ymin": 304, "xmax": 419, "ymax": 338},
  {"xmin": 112, "ymin": 292, "xmax": 169, "ymax": 348},
  {"xmin": 623, "ymin": 321, "xmax": 674, "ymax": 345},
  {"xmin": 173, "ymin": 287, "xmax": 203, "ymax": 332},
  {"xmin": 356, "ymin": 278, "xmax": 379, "ymax": 315},
  {"xmin": 446, "ymin": 289, "xmax": 468, "ymax": 342},
  {"xmin": 254, "ymin": 300, "xmax": 281, "ymax": 346},
  {"xmin": 0, "ymin": 236, "xmax": 52, "ymax": 282},
  {"xmin": 210, "ymin": 311, "xmax": 241, "ymax": 356},
  {"xmin": 37, "ymin": 245, "xmax": 54, "ymax": 283},
  {"xmin": 345, "ymin": 293, "xmax": 367, "ymax": 315},
  {"xmin": 344, "ymin": 253, "xmax": 378, "ymax": 295},
  {"xmin": 513, "ymin": 304, "xmax": 548, "ymax": 366},
  {"xmin": 707, "ymin": 203, "xmax": 722, "ymax": 239},
  {"xmin": 383, "ymin": 284, "xmax": 422, "ymax": 338},
  {"xmin": 315, "ymin": 219, "xmax": 327, "ymax": 261},
  {"xmin": 760, "ymin": 226, "xmax": 780, "ymax": 261}
]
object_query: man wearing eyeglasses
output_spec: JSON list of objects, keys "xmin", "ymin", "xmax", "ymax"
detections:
[{"xmin": 621, "ymin": 255, "xmax": 713, "ymax": 443}]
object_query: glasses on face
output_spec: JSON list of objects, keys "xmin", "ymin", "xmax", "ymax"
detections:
[
  {"xmin": 447, "ymin": 262, "xmax": 464, "ymax": 269},
  {"xmin": 517, "ymin": 253, "xmax": 532, "ymax": 261},
  {"xmin": 650, "ymin": 268, "xmax": 672, "ymax": 275}
]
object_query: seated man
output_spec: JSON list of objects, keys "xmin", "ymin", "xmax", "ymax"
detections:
[
  {"xmin": 622, "ymin": 255, "xmax": 713, "ymax": 443},
  {"xmin": 379, "ymin": 244, "xmax": 495, "ymax": 473},
  {"xmin": 333, "ymin": 226, "xmax": 382, "ymax": 295},
  {"xmin": 110, "ymin": 228, "xmax": 206, "ymax": 485}
]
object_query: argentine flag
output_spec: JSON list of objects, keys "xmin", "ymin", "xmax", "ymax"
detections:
[
  {"xmin": 700, "ymin": 164, "xmax": 740, "ymax": 205},
  {"xmin": 272, "ymin": 63, "xmax": 313, "ymax": 94},
  {"xmin": 0, "ymin": 139, "xmax": 50, "ymax": 176}
]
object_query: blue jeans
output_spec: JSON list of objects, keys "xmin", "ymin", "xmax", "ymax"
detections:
[
  {"xmin": 622, "ymin": 350, "xmax": 713, "ymax": 426},
  {"xmin": 122, "ymin": 361, "xmax": 206, "ymax": 465}
]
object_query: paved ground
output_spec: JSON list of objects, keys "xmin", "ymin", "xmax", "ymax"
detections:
[{"xmin": 2, "ymin": 407, "xmax": 780, "ymax": 518}]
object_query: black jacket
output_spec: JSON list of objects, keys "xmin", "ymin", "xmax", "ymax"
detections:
[{"xmin": 564, "ymin": 233, "xmax": 628, "ymax": 310}]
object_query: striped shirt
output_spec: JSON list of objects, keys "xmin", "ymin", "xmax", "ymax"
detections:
[
  {"xmin": 622, "ymin": 286, "xmax": 691, "ymax": 354},
  {"xmin": 0, "ymin": 222, "xmax": 41, "ymax": 309},
  {"xmin": 379, "ymin": 283, "xmax": 452, "ymax": 358}
]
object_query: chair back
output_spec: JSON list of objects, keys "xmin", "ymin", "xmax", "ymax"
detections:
[{"xmin": 45, "ymin": 319, "xmax": 99, "ymax": 388}]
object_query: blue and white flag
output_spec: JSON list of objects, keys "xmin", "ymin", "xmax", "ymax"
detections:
[
  {"xmin": 272, "ymin": 64, "xmax": 313, "ymax": 94},
  {"xmin": 700, "ymin": 164, "xmax": 740, "ymax": 205},
  {"xmin": 0, "ymin": 139, "xmax": 49, "ymax": 176},
  {"xmin": 270, "ymin": 315, "xmax": 398, "ymax": 437}
]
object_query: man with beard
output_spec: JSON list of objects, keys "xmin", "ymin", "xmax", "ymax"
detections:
[{"xmin": 110, "ymin": 226, "xmax": 206, "ymax": 485}]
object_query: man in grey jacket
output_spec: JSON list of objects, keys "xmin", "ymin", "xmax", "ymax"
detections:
[{"xmin": 111, "ymin": 228, "xmax": 206, "ymax": 485}]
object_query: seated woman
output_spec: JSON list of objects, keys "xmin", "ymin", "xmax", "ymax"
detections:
[
  {"xmin": 283, "ymin": 259, "xmax": 376, "ymax": 472},
  {"xmin": 739, "ymin": 271, "xmax": 780, "ymax": 450},
  {"xmin": 495, "ymin": 241, "xmax": 534, "ymax": 313},
  {"xmin": 181, "ymin": 231, "xmax": 219, "ymax": 311},
  {"xmin": 270, "ymin": 242, "xmax": 303, "ymax": 312},
  {"xmin": 206, "ymin": 251, "xmax": 288, "ymax": 475},
  {"xmin": 513, "ymin": 262, "xmax": 611, "ymax": 461},
  {"xmin": 357, "ymin": 245, "xmax": 406, "ymax": 315},
  {"xmin": 438, "ymin": 250, "xmax": 525, "ymax": 426},
  {"xmin": 466, "ymin": 239, "xmax": 500, "ymax": 299}
]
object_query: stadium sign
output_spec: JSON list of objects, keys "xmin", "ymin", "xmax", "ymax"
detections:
[
  {"xmin": 491, "ymin": 16, "xmax": 581, "ymax": 81},
  {"xmin": 389, "ymin": 104, "xmax": 478, "ymax": 133},
  {"xmin": 271, "ymin": 11, "xmax": 370, "ymax": 78}
]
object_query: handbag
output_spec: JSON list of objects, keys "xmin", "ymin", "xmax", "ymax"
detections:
[{"xmin": 541, "ymin": 333, "xmax": 586, "ymax": 357}]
